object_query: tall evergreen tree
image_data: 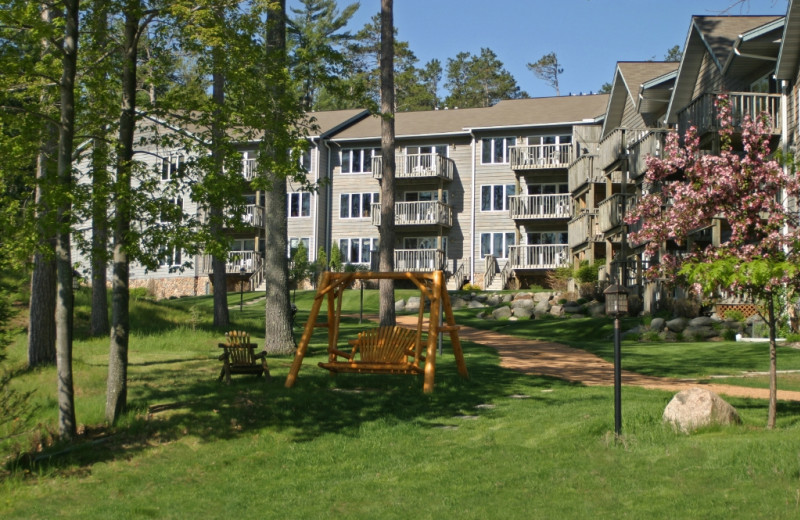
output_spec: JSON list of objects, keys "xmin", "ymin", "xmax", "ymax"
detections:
[
  {"xmin": 378, "ymin": 0, "xmax": 396, "ymax": 327},
  {"xmin": 445, "ymin": 48, "xmax": 527, "ymax": 108}
]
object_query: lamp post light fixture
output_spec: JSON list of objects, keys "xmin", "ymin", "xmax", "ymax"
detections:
[
  {"xmin": 239, "ymin": 265, "xmax": 246, "ymax": 312},
  {"xmin": 604, "ymin": 284, "xmax": 628, "ymax": 437}
]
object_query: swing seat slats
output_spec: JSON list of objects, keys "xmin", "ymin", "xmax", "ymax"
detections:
[{"xmin": 318, "ymin": 325, "xmax": 423, "ymax": 375}]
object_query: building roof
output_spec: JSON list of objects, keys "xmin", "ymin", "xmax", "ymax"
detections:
[
  {"xmin": 602, "ymin": 62, "xmax": 679, "ymax": 135},
  {"xmin": 666, "ymin": 15, "xmax": 783, "ymax": 124},
  {"xmin": 304, "ymin": 109, "xmax": 370, "ymax": 137},
  {"xmin": 777, "ymin": 0, "xmax": 800, "ymax": 80},
  {"xmin": 330, "ymin": 95, "xmax": 608, "ymax": 141}
]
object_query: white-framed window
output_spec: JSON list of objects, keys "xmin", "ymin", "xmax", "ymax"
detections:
[
  {"xmin": 289, "ymin": 237, "xmax": 310, "ymax": 258},
  {"xmin": 481, "ymin": 137, "xmax": 516, "ymax": 164},
  {"xmin": 338, "ymin": 237, "xmax": 379, "ymax": 264},
  {"xmin": 159, "ymin": 246, "xmax": 182, "ymax": 267},
  {"xmin": 529, "ymin": 135, "xmax": 572, "ymax": 146},
  {"xmin": 480, "ymin": 184, "xmax": 515, "ymax": 211},
  {"xmin": 341, "ymin": 148, "xmax": 379, "ymax": 174},
  {"xmin": 527, "ymin": 232, "xmax": 568, "ymax": 245},
  {"xmin": 406, "ymin": 145, "xmax": 447, "ymax": 157},
  {"xmin": 340, "ymin": 192, "xmax": 379, "ymax": 219},
  {"xmin": 159, "ymin": 197, "xmax": 183, "ymax": 223},
  {"xmin": 480, "ymin": 232, "xmax": 515, "ymax": 259},
  {"xmin": 288, "ymin": 192, "xmax": 311, "ymax": 217},
  {"xmin": 404, "ymin": 190, "xmax": 448, "ymax": 204},
  {"xmin": 527, "ymin": 183, "xmax": 568, "ymax": 195},
  {"xmin": 161, "ymin": 155, "xmax": 184, "ymax": 181}
]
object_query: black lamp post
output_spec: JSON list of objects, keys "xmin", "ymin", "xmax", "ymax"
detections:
[
  {"xmin": 604, "ymin": 283, "xmax": 628, "ymax": 436},
  {"xmin": 239, "ymin": 265, "xmax": 246, "ymax": 312}
]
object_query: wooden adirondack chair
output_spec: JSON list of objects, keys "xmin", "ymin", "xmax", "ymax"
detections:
[{"xmin": 218, "ymin": 331, "xmax": 270, "ymax": 384}]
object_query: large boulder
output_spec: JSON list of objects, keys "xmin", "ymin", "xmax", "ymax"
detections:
[
  {"xmin": 450, "ymin": 297, "xmax": 468, "ymax": 310},
  {"xmin": 549, "ymin": 304, "xmax": 564, "ymax": 317},
  {"xmin": 534, "ymin": 299, "xmax": 551, "ymax": 313},
  {"xmin": 502, "ymin": 293, "xmax": 514, "ymax": 303},
  {"xmin": 395, "ymin": 299, "xmax": 406, "ymax": 313},
  {"xmin": 533, "ymin": 292, "xmax": 552, "ymax": 303},
  {"xmin": 689, "ymin": 316, "xmax": 714, "ymax": 327},
  {"xmin": 666, "ymin": 317, "xmax": 688, "ymax": 333},
  {"xmin": 587, "ymin": 302, "xmax": 606, "ymax": 318},
  {"xmin": 467, "ymin": 300, "xmax": 486, "ymax": 309},
  {"xmin": 514, "ymin": 292, "xmax": 533, "ymax": 301},
  {"xmin": 684, "ymin": 325, "xmax": 718, "ymax": 339},
  {"xmin": 513, "ymin": 307, "xmax": 533, "ymax": 319},
  {"xmin": 562, "ymin": 303, "xmax": 583, "ymax": 314},
  {"xmin": 511, "ymin": 299, "xmax": 534, "ymax": 310},
  {"xmin": 649, "ymin": 317, "xmax": 666, "ymax": 332},
  {"xmin": 486, "ymin": 294, "xmax": 504, "ymax": 307},
  {"xmin": 405, "ymin": 296, "xmax": 421, "ymax": 312},
  {"xmin": 491, "ymin": 306, "xmax": 512, "ymax": 320},
  {"xmin": 663, "ymin": 388, "xmax": 741, "ymax": 433}
]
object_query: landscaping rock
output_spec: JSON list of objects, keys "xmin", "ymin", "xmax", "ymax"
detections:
[
  {"xmin": 450, "ymin": 297, "xmax": 468, "ymax": 310},
  {"xmin": 492, "ymin": 306, "xmax": 512, "ymax": 320},
  {"xmin": 587, "ymin": 302, "xmax": 606, "ymax": 318},
  {"xmin": 514, "ymin": 292, "xmax": 533, "ymax": 300},
  {"xmin": 562, "ymin": 304, "xmax": 583, "ymax": 314},
  {"xmin": 502, "ymin": 294, "xmax": 514, "ymax": 303},
  {"xmin": 511, "ymin": 299, "xmax": 534, "ymax": 310},
  {"xmin": 405, "ymin": 296, "xmax": 421, "ymax": 312},
  {"xmin": 535, "ymin": 300, "xmax": 551, "ymax": 313},
  {"xmin": 513, "ymin": 307, "xmax": 533, "ymax": 319},
  {"xmin": 467, "ymin": 300, "xmax": 486, "ymax": 309},
  {"xmin": 689, "ymin": 316, "xmax": 714, "ymax": 327},
  {"xmin": 486, "ymin": 294, "xmax": 503, "ymax": 307},
  {"xmin": 720, "ymin": 321, "xmax": 744, "ymax": 332},
  {"xmin": 395, "ymin": 299, "xmax": 406, "ymax": 312},
  {"xmin": 533, "ymin": 292, "xmax": 552, "ymax": 303},
  {"xmin": 473, "ymin": 293, "xmax": 489, "ymax": 303},
  {"xmin": 663, "ymin": 388, "xmax": 741, "ymax": 433},
  {"xmin": 650, "ymin": 317, "xmax": 666, "ymax": 332},
  {"xmin": 666, "ymin": 317, "xmax": 688, "ymax": 333},
  {"xmin": 549, "ymin": 305, "xmax": 564, "ymax": 317},
  {"xmin": 533, "ymin": 309, "xmax": 548, "ymax": 319}
]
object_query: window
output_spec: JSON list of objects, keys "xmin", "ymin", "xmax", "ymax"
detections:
[
  {"xmin": 159, "ymin": 198, "xmax": 183, "ymax": 223},
  {"xmin": 341, "ymin": 148, "xmax": 378, "ymax": 173},
  {"xmin": 481, "ymin": 137, "xmax": 516, "ymax": 164},
  {"xmin": 159, "ymin": 246, "xmax": 182, "ymax": 267},
  {"xmin": 480, "ymin": 184, "xmax": 515, "ymax": 211},
  {"xmin": 338, "ymin": 237, "xmax": 379, "ymax": 264},
  {"xmin": 404, "ymin": 236, "xmax": 447, "ymax": 253},
  {"xmin": 340, "ymin": 192, "xmax": 379, "ymax": 218},
  {"xmin": 480, "ymin": 232, "xmax": 515, "ymax": 258},
  {"xmin": 529, "ymin": 135, "xmax": 571, "ymax": 146},
  {"xmin": 230, "ymin": 239, "xmax": 256, "ymax": 252},
  {"xmin": 406, "ymin": 145, "xmax": 447, "ymax": 156},
  {"xmin": 161, "ymin": 155, "xmax": 185, "ymax": 181},
  {"xmin": 527, "ymin": 184, "xmax": 568, "ymax": 195},
  {"xmin": 527, "ymin": 232, "xmax": 568, "ymax": 245},
  {"xmin": 404, "ymin": 190, "xmax": 448, "ymax": 204},
  {"xmin": 288, "ymin": 192, "xmax": 311, "ymax": 217},
  {"xmin": 289, "ymin": 237, "xmax": 310, "ymax": 258}
]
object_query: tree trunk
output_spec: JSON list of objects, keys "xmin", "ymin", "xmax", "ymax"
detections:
[
  {"xmin": 106, "ymin": 7, "xmax": 138, "ymax": 424},
  {"xmin": 27, "ymin": 4, "xmax": 58, "ymax": 368},
  {"xmin": 28, "ymin": 143, "xmax": 58, "ymax": 367},
  {"xmin": 210, "ymin": 40, "xmax": 229, "ymax": 330},
  {"xmin": 89, "ymin": 0, "xmax": 110, "ymax": 337},
  {"xmin": 378, "ymin": 0, "xmax": 396, "ymax": 327},
  {"xmin": 262, "ymin": 0, "xmax": 295, "ymax": 355},
  {"xmin": 55, "ymin": 0, "xmax": 79, "ymax": 440},
  {"xmin": 90, "ymin": 136, "xmax": 110, "ymax": 336},
  {"xmin": 767, "ymin": 294, "xmax": 777, "ymax": 429}
]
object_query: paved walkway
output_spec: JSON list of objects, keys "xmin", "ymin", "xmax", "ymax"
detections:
[{"xmin": 392, "ymin": 315, "xmax": 800, "ymax": 401}]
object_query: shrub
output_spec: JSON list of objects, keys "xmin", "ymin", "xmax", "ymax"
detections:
[
  {"xmin": 668, "ymin": 297, "xmax": 701, "ymax": 318},
  {"xmin": 130, "ymin": 287, "xmax": 151, "ymax": 301},
  {"xmin": 627, "ymin": 295, "xmax": 643, "ymax": 317},
  {"xmin": 558, "ymin": 298, "xmax": 567, "ymax": 305},
  {"xmin": 576, "ymin": 298, "xmax": 587, "ymax": 305},
  {"xmin": 545, "ymin": 267, "xmax": 571, "ymax": 292},
  {"xmin": 642, "ymin": 331, "xmax": 662, "ymax": 342},
  {"xmin": 723, "ymin": 309, "xmax": 746, "ymax": 323},
  {"xmin": 722, "ymin": 329, "xmax": 737, "ymax": 341},
  {"xmin": 462, "ymin": 283, "xmax": 481, "ymax": 292}
]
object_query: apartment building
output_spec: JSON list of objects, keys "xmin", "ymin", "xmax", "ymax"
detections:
[{"xmin": 73, "ymin": 3, "xmax": 800, "ymax": 302}]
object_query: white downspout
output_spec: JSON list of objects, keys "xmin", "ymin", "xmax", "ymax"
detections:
[
  {"xmin": 780, "ymin": 79, "xmax": 790, "ymax": 244},
  {"xmin": 322, "ymin": 139, "xmax": 333, "ymax": 260},
  {"xmin": 469, "ymin": 130, "xmax": 477, "ymax": 284}
]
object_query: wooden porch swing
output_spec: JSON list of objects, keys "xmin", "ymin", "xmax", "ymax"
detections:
[{"xmin": 284, "ymin": 270, "xmax": 468, "ymax": 393}]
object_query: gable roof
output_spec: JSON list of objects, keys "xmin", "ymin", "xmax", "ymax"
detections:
[
  {"xmin": 666, "ymin": 15, "xmax": 783, "ymax": 124},
  {"xmin": 330, "ymin": 95, "xmax": 608, "ymax": 141},
  {"xmin": 777, "ymin": 0, "xmax": 800, "ymax": 80},
  {"xmin": 602, "ymin": 62, "xmax": 679, "ymax": 135}
]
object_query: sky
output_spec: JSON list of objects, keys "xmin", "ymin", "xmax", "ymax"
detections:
[{"xmin": 287, "ymin": 0, "xmax": 788, "ymax": 99}]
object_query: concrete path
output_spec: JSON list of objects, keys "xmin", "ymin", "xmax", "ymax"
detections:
[{"xmin": 393, "ymin": 315, "xmax": 800, "ymax": 402}]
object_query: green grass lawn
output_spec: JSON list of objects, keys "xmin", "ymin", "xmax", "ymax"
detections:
[{"xmin": 2, "ymin": 288, "xmax": 800, "ymax": 519}]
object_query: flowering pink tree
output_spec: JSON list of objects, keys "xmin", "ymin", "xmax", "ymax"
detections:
[{"xmin": 627, "ymin": 95, "xmax": 800, "ymax": 428}]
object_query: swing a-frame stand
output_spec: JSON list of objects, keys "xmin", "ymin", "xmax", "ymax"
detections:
[{"xmin": 284, "ymin": 270, "xmax": 468, "ymax": 393}]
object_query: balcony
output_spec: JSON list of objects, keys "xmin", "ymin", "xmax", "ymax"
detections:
[
  {"xmin": 226, "ymin": 204, "xmax": 264, "ymax": 228},
  {"xmin": 677, "ymin": 92, "xmax": 781, "ymax": 141},
  {"xmin": 372, "ymin": 153, "xmax": 454, "ymax": 181},
  {"xmin": 199, "ymin": 250, "xmax": 261, "ymax": 274},
  {"xmin": 598, "ymin": 128, "xmax": 626, "ymax": 170},
  {"xmin": 598, "ymin": 193, "xmax": 634, "ymax": 233},
  {"xmin": 628, "ymin": 130, "xmax": 673, "ymax": 179},
  {"xmin": 568, "ymin": 154, "xmax": 604, "ymax": 192},
  {"xmin": 567, "ymin": 210, "xmax": 600, "ymax": 248},
  {"xmin": 243, "ymin": 158, "xmax": 258, "ymax": 181},
  {"xmin": 509, "ymin": 144, "xmax": 573, "ymax": 170},
  {"xmin": 508, "ymin": 244, "xmax": 570, "ymax": 270},
  {"xmin": 508, "ymin": 194, "xmax": 570, "ymax": 220},
  {"xmin": 394, "ymin": 248, "xmax": 446, "ymax": 272},
  {"xmin": 371, "ymin": 201, "xmax": 453, "ymax": 227}
]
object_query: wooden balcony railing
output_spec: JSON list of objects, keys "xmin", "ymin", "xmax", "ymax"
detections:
[
  {"xmin": 598, "ymin": 193, "xmax": 634, "ymax": 233},
  {"xmin": 372, "ymin": 153, "xmax": 454, "ymax": 181},
  {"xmin": 509, "ymin": 144, "xmax": 573, "ymax": 170},
  {"xmin": 371, "ymin": 201, "xmax": 453, "ymax": 227},
  {"xmin": 568, "ymin": 155, "xmax": 604, "ymax": 192},
  {"xmin": 567, "ymin": 210, "xmax": 600, "ymax": 248},
  {"xmin": 394, "ymin": 248, "xmax": 446, "ymax": 272},
  {"xmin": 677, "ymin": 92, "xmax": 782, "ymax": 140},
  {"xmin": 508, "ymin": 245, "xmax": 570, "ymax": 269},
  {"xmin": 508, "ymin": 194, "xmax": 571, "ymax": 220},
  {"xmin": 199, "ymin": 250, "xmax": 261, "ymax": 274},
  {"xmin": 628, "ymin": 130, "xmax": 673, "ymax": 179},
  {"xmin": 598, "ymin": 128, "xmax": 626, "ymax": 170}
]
